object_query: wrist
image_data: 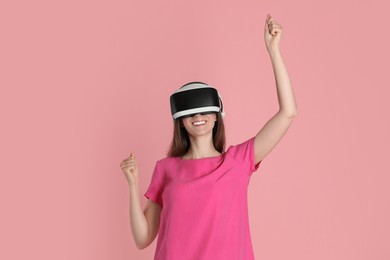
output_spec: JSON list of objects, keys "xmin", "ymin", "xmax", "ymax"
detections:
[
  {"xmin": 267, "ymin": 45, "xmax": 281, "ymax": 55},
  {"xmin": 129, "ymin": 181, "xmax": 140, "ymax": 192},
  {"xmin": 267, "ymin": 47, "xmax": 282, "ymax": 59}
]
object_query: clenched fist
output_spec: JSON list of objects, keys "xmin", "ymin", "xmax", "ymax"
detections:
[
  {"xmin": 120, "ymin": 153, "xmax": 139, "ymax": 186},
  {"xmin": 264, "ymin": 13, "xmax": 283, "ymax": 52}
]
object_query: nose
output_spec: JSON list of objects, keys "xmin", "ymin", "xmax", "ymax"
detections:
[{"xmin": 193, "ymin": 113, "xmax": 202, "ymax": 118}]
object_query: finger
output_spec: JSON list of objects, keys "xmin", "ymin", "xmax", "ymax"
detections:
[
  {"xmin": 268, "ymin": 16, "xmax": 275, "ymax": 25},
  {"xmin": 121, "ymin": 161, "xmax": 134, "ymax": 168},
  {"xmin": 271, "ymin": 27, "xmax": 282, "ymax": 36},
  {"xmin": 121, "ymin": 158, "xmax": 132, "ymax": 165},
  {"xmin": 264, "ymin": 16, "xmax": 270, "ymax": 32},
  {"xmin": 271, "ymin": 24, "xmax": 282, "ymax": 29},
  {"xmin": 265, "ymin": 13, "xmax": 273, "ymax": 27},
  {"xmin": 125, "ymin": 159, "xmax": 135, "ymax": 166},
  {"xmin": 129, "ymin": 162, "xmax": 136, "ymax": 172},
  {"xmin": 129, "ymin": 159, "xmax": 136, "ymax": 167},
  {"xmin": 120, "ymin": 160, "xmax": 136, "ymax": 168},
  {"xmin": 120, "ymin": 160, "xmax": 127, "ymax": 167},
  {"xmin": 268, "ymin": 20, "xmax": 281, "ymax": 31},
  {"xmin": 267, "ymin": 24, "xmax": 275, "ymax": 35},
  {"xmin": 268, "ymin": 21, "xmax": 280, "ymax": 31},
  {"xmin": 267, "ymin": 13, "xmax": 272, "ymax": 21},
  {"xmin": 269, "ymin": 24, "xmax": 282, "ymax": 33},
  {"xmin": 121, "ymin": 153, "xmax": 134, "ymax": 165},
  {"xmin": 266, "ymin": 17, "xmax": 280, "ymax": 33}
]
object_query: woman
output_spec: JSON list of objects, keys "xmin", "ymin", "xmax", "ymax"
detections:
[{"xmin": 120, "ymin": 14, "xmax": 297, "ymax": 260}]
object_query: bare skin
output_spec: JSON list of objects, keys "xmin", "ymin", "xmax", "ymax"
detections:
[
  {"xmin": 120, "ymin": 13, "xmax": 297, "ymax": 250},
  {"xmin": 180, "ymin": 112, "xmax": 220, "ymax": 159},
  {"xmin": 120, "ymin": 153, "xmax": 161, "ymax": 249},
  {"xmin": 253, "ymin": 14, "xmax": 298, "ymax": 164}
]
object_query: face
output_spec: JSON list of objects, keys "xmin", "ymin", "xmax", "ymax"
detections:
[{"xmin": 181, "ymin": 112, "xmax": 217, "ymax": 138}]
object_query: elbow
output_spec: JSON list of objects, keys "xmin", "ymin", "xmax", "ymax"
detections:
[
  {"xmin": 280, "ymin": 109, "xmax": 297, "ymax": 119},
  {"xmin": 288, "ymin": 105, "xmax": 298, "ymax": 118},
  {"xmin": 288, "ymin": 110, "xmax": 297, "ymax": 118},
  {"xmin": 136, "ymin": 242, "xmax": 148, "ymax": 250},
  {"xmin": 135, "ymin": 239, "xmax": 152, "ymax": 250},
  {"xmin": 136, "ymin": 245, "xmax": 147, "ymax": 250}
]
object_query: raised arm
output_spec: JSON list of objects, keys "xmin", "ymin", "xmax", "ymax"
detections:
[
  {"xmin": 120, "ymin": 154, "xmax": 161, "ymax": 249},
  {"xmin": 254, "ymin": 14, "xmax": 298, "ymax": 164}
]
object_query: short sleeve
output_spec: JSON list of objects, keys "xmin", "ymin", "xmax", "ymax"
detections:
[
  {"xmin": 144, "ymin": 161, "xmax": 164, "ymax": 206},
  {"xmin": 227, "ymin": 137, "xmax": 262, "ymax": 174}
]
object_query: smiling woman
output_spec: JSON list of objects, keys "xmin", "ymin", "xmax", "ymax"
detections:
[
  {"xmin": 120, "ymin": 13, "xmax": 298, "ymax": 260},
  {"xmin": 168, "ymin": 82, "xmax": 226, "ymax": 159}
]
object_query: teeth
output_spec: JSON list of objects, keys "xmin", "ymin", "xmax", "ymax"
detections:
[{"xmin": 193, "ymin": 121, "xmax": 206, "ymax": 126}]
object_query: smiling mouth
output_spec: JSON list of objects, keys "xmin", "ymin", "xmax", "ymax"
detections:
[{"xmin": 192, "ymin": 120, "xmax": 207, "ymax": 126}]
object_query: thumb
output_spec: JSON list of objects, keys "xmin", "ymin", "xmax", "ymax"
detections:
[
  {"xmin": 264, "ymin": 15, "xmax": 269, "ymax": 33},
  {"xmin": 264, "ymin": 13, "xmax": 272, "ymax": 33}
]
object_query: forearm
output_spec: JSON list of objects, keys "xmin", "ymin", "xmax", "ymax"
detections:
[
  {"xmin": 129, "ymin": 184, "xmax": 149, "ymax": 249},
  {"xmin": 268, "ymin": 47, "xmax": 297, "ymax": 117}
]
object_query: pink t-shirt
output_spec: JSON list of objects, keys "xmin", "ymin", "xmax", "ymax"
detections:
[{"xmin": 144, "ymin": 137, "xmax": 262, "ymax": 260}]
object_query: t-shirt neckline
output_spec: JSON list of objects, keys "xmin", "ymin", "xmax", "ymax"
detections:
[{"xmin": 176, "ymin": 153, "xmax": 225, "ymax": 162}]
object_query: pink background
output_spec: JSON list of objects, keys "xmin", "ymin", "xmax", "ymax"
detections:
[{"xmin": 1, "ymin": 0, "xmax": 389, "ymax": 259}]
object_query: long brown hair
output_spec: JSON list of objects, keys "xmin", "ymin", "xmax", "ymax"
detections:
[{"xmin": 167, "ymin": 112, "xmax": 226, "ymax": 157}]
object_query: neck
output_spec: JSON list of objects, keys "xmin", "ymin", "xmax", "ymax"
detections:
[{"xmin": 184, "ymin": 135, "xmax": 220, "ymax": 159}]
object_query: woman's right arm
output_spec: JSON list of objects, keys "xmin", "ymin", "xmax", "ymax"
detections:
[
  {"xmin": 130, "ymin": 186, "xmax": 161, "ymax": 249},
  {"xmin": 121, "ymin": 153, "xmax": 161, "ymax": 249}
]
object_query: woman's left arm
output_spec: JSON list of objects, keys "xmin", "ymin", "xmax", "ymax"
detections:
[{"xmin": 254, "ymin": 14, "xmax": 298, "ymax": 164}]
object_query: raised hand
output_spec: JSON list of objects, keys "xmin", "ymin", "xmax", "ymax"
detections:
[
  {"xmin": 120, "ymin": 153, "xmax": 139, "ymax": 186},
  {"xmin": 264, "ymin": 14, "xmax": 283, "ymax": 52}
]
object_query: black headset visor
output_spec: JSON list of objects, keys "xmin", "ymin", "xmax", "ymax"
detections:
[{"xmin": 170, "ymin": 87, "xmax": 221, "ymax": 119}]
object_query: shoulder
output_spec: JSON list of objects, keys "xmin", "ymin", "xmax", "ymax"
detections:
[
  {"xmin": 154, "ymin": 156, "xmax": 179, "ymax": 168},
  {"xmin": 226, "ymin": 137, "xmax": 256, "ymax": 155},
  {"xmin": 150, "ymin": 157, "xmax": 178, "ymax": 181},
  {"xmin": 224, "ymin": 137, "xmax": 259, "ymax": 173}
]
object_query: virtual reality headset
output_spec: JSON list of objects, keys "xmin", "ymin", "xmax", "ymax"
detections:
[{"xmin": 170, "ymin": 82, "xmax": 225, "ymax": 120}]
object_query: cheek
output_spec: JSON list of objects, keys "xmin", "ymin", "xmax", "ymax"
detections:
[
  {"xmin": 182, "ymin": 118, "xmax": 190, "ymax": 126},
  {"xmin": 181, "ymin": 119, "xmax": 192, "ymax": 130}
]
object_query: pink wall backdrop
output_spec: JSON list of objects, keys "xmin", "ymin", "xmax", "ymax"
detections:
[{"xmin": 1, "ymin": 0, "xmax": 389, "ymax": 259}]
